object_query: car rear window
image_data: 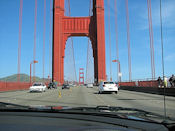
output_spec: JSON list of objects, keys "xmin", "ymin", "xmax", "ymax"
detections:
[
  {"xmin": 33, "ymin": 83, "xmax": 42, "ymax": 86},
  {"xmin": 104, "ymin": 82, "xmax": 114, "ymax": 84}
]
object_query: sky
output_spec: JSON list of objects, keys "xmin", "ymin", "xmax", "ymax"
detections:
[{"xmin": 0, "ymin": 0, "xmax": 175, "ymax": 82}]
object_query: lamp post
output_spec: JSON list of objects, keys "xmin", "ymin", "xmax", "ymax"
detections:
[
  {"xmin": 112, "ymin": 59, "xmax": 121, "ymax": 82},
  {"xmin": 30, "ymin": 60, "xmax": 38, "ymax": 84}
]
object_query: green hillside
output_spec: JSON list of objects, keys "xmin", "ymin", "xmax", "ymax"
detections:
[{"xmin": 0, "ymin": 74, "xmax": 49, "ymax": 82}]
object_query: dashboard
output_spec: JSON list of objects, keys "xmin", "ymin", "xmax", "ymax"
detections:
[{"xmin": 0, "ymin": 111, "xmax": 169, "ymax": 131}]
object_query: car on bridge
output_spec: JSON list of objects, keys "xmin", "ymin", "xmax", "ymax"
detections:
[
  {"xmin": 47, "ymin": 82, "xmax": 57, "ymax": 89},
  {"xmin": 98, "ymin": 81, "xmax": 118, "ymax": 94},
  {"xmin": 62, "ymin": 84, "xmax": 70, "ymax": 89},
  {"xmin": 86, "ymin": 83, "xmax": 93, "ymax": 88},
  {"xmin": 29, "ymin": 82, "xmax": 47, "ymax": 92}
]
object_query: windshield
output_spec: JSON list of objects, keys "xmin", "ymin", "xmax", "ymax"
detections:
[
  {"xmin": 33, "ymin": 83, "xmax": 42, "ymax": 86},
  {"xmin": 0, "ymin": 0, "xmax": 175, "ymax": 124},
  {"xmin": 104, "ymin": 82, "xmax": 114, "ymax": 84}
]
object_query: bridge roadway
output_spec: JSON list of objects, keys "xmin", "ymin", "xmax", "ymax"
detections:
[{"xmin": 0, "ymin": 86, "xmax": 174, "ymax": 118}]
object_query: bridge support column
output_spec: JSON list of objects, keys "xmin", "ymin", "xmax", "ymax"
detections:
[{"xmin": 53, "ymin": 0, "xmax": 106, "ymax": 85}]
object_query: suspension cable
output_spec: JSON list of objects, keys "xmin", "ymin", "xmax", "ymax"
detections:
[
  {"xmin": 147, "ymin": 0, "xmax": 155, "ymax": 80},
  {"xmin": 68, "ymin": 0, "xmax": 77, "ymax": 82},
  {"xmin": 33, "ymin": 0, "xmax": 37, "ymax": 82},
  {"xmin": 159, "ymin": 0, "xmax": 166, "ymax": 119},
  {"xmin": 125, "ymin": 0, "xmax": 132, "ymax": 81},
  {"xmin": 114, "ymin": 0, "xmax": 119, "ymax": 82},
  {"xmin": 85, "ymin": 0, "xmax": 92, "ymax": 84},
  {"xmin": 107, "ymin": 0, "xmax": 112, "ymax": 81},
  {"xmin": 17, "ymin": 0, "xmax": 23, "ymax": 82},
  {"xmin": 49, "ymin": 0, "xmax": 52, "ymax": 80},
  {"xmin": 43, "ymin": 0, "xmax": 46, "ymax": 81}
]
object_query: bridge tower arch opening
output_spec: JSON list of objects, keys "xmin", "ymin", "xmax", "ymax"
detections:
[{"xmin": 53, "ymin": 0, "xmax": 106, "ymax": 85}]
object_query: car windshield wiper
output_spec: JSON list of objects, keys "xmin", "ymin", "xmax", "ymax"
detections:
[{"xmin": 0, "ymin": 102, "xmax": 31, "ymax": 111}]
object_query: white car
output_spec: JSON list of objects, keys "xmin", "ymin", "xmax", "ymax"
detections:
[
  {"xmin": 29, "ymin": 83, "xmax": 46, "ymax": 92},
  {"xmin": 87, "ymin": 83, "xmax": 93, "ymax": 88},
  {"xmin": 98, "ymin": 81, "xmax": 118, "ymax": 94}
]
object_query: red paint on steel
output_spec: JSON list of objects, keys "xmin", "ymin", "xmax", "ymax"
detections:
[
  {"xmin": 53, "ymin": 0, "xmax": 106, "ymax": 85},
  {"xmin": 68, "ymin": 0, "xmax": 77, "ymax": 82},
  {"xmin": 0, "ymin": 82, "xmax": 50, "ymax": 92},
  {"xmin": 79, "ymin": 68, "xmax": 84, "ymax": 85},
  {"xmin": 119, "ymin": 81, "xmax": 158, "ymax": 87},
  {"xmin": 0, "ymin": 82, "xmax": 31, "ymax": 92},
  {"xmin": 17, "ymin": 0, "xmax": 23, "ymax": 82}
]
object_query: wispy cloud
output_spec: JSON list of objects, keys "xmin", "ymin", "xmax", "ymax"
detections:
[
  {"xmin": 137, "ymin": 0, "xmax": 175, "ymax": 30},
  {"xmin": 165, "ymin": 53, "xmax": 175, "ymax": 62}
]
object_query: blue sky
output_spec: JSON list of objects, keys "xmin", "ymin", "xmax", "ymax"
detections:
[{"xmin": 0, "ymin": 0, "xmax": 175, "ymax": 82}]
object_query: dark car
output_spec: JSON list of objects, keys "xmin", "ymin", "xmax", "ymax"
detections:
[
  {"xmin": 62, "ymin": 84, "xmax": 70, "ymax": 89},
  {"xmin": 47, "ymin": 82, "xmax": 57, "ymax": 89}
]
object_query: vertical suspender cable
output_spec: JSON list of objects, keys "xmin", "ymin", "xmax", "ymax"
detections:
[
  {"xmin": 86, "ymin": 40, "xmax": 90, "ymax": 83},
  {"xmin": 147, "ymin": 0, "xmax": 153, "ymax": 79},
  {"xmin": 114, "ymin": 0, "xmax": 119, "ymax": 82},
  {"xmin": 43, "ymin": 0, "xmax": 46, "ymax": 81},
  {"xmin": 33, "ymin": 0, "xmax": 37, "ymax": 82},
  {"xmin": 85, "ymin": 0, "xmax": 92, "ymax": 83},
  {"xmin": 49, "ymin": 0, "xmax": 52, "ymax": 79},
  {"xmin": 17, "ymin": 0, "xmax": 23, "ymax": 82},
  {"xmin": 147, "ymin": 0, "xmax": 155, "ymax": 80},
  {"xmin": 159, "ymin": 0, "xmax": 166, "ymax": 119},
  {"xmin": 125, "ymin": 0, "xmax": 132, "ymax": 81},
  {"xmin": 68, "ymin": 0, "xmax": 77, "ymax": 82},
  {"xmin": 149, "ymin": 0, "xmax": 155, "ymax": 79},
  {"xmin": 107, "ymin": 0, "xmax": 112, "ymax": 81}
]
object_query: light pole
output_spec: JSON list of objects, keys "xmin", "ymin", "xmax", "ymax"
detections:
[
  {"xmin": 112, "ymin": 59, "xmax": 121, "ymax": 82},
  {"xmin": 30, "ymin": 60, "xmax": 38, "ymax": 84}
]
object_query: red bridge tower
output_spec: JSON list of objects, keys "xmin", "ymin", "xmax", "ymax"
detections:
[{"xmin": 53, "ymin": 0, "xmax": 106, "ymax": 85}]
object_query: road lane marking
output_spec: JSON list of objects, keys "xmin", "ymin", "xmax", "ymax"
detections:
[{"xmin": 58, "ymin": 91, "xmax": 62, "ymax": 98}]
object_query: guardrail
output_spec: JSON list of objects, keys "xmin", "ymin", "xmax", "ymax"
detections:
[
  {"xmin": 0, "ymin": 82, "xmax": 31, "ymax": 92},
  {"xmin": 0, "ymin": 81, "xmax": 50, "ymax": 92},
  {"xmin": 119, "ymin": 80, "xmax": 158, "ymax": 87}
]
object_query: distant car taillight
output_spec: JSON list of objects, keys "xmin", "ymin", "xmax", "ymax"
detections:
[{"xmin": 115, "ymin": 84, "xmax": 117, "ymax": 87}]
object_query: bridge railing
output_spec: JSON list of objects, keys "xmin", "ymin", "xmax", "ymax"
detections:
[
  {"xmin": 0, "ymin": 81, "xmax": 31, "ymax": 92},
  {"xmin": 0, "ymin": 81, "xmax": 50, "ymax": 92},
  {"xmin": 119, "ymin": 80, "xmax": 158, "ymax": 87},
  {"xmin": 119, "ymin": 76, "xmax": 175, "ymax": 88}
]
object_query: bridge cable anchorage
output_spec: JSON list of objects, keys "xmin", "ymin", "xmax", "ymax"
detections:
[
  {"xmin": 17, "ymin": 0, "xmax": 23, "ymax": 82},
  {"xmin": 43, "ymin": 0, "xmax": 46, "ymax": 82},
  {"xmin": 107, "ymin": 0, "xmax": 112, "ymax": 81},
  {"xmin": 125, "ymin": 0, "xmax": 132, "ymax": 81},
  {"xmin": 147, "ymin": 0, "xmax": 155, "ymax": 80},
  {"xmin": 33, "ymin": 0, "xmax": 37, "ymax": 82},
  {"xmin": 49, "ymin": 0, "xmax": 52, "ymax": 80},
  {"xmin": 114, "ymin": 0, "xmax": 119, "ymax": 82}
]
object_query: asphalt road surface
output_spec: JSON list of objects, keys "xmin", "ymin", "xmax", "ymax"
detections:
[{"xmin": 0, "ymin": 86, "xmax": 175, "ymax": 118}]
